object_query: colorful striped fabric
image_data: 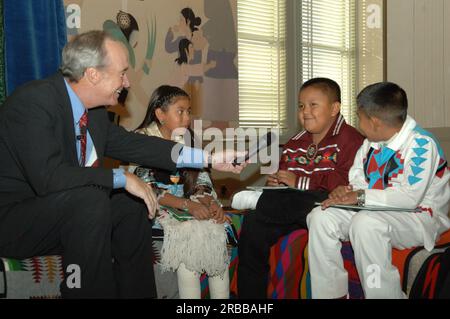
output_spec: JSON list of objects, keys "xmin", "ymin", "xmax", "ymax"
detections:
[
  {"xmin": 0, "ymin": 256, "xmax": 63, "ymax": 299},
  {"xmin": 264, "ymin": 228, "xmax": 450, "ymax": 299},
  {"xmin": 2, "ymin": 213, "xmax": 448, "ymax": 299},
  {"xmin": 396, "ymin": 229, "xmax": 450, "ymax": 295},
  {"xmin": 267, "ymin": 229, "xmax": 308, "ymax": 299},
  {"xmin": 227, "ymin": 213, "xmax": 242, "ymax": 298},
  {"xmin": 225, "ymin": 212, "xmax": 450, "ymax": 299},
  {"xmin": 341, "ymin": 242, "xmax": 364, "ymax": 299}
]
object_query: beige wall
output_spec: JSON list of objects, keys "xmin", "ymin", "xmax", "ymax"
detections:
[
  {"xmin": 358, "ymin": 0, "xmax": 385, "ymax": 91},
  {"xmin": 428, "ymin": 127, "xmax": 450, "ymax": 160},
  {"xmin": 386, "ymin": 0, "xmax": 450, "ymax": 129}
]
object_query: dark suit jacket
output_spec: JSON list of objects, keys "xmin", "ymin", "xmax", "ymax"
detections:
[{"xmin": 0, "ymin": 72, "xmax": 178, "ymax": 207}]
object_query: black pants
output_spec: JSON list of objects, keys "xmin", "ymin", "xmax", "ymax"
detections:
[
  {"xmin": 0, "ymin": 186, "xmax": 155, "ymax": 298},
  {"xmin": 237, "ymin": 190, "xmax": 328, "ymax": 299}
]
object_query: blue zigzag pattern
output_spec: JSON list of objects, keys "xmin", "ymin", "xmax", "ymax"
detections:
[{"xmin": 408, "ymin": 138, "xmax": 429, "ymax": 185}]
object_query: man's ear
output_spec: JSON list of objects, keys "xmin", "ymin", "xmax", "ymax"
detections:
[
  {"xmin": 331, "ymin": 102, "xmax": 341, "ymax": 117},
  {"xmin": 85, "ymin": 67, "xmax": 102, "ymax": 85}
]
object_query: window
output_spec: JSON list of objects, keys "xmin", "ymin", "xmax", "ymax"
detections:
[
  {"xmin": 237, "ymin": 0, "xmax": 287, "ymax": 129},
  {"xmin": 299, "ymin": 0, "xmax": 358, "ymax": 126}
]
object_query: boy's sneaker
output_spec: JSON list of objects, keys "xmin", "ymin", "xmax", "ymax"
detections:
[{"xmin": 231, "ymin": 190, "xmax": 263, "ymax": 210}]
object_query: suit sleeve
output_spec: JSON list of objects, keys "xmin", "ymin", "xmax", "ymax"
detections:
[
  {"xmin": 103, "ymin": 116, "xmax": 178, "ymax": 172},
  {"xmin": 2, "ymin": 93, "xmax": 113, "ymax": 196}
]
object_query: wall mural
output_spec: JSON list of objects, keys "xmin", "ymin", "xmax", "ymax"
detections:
[{"xmin": 64, "ymin": 0, "xmax": 238, "ymax": 131}]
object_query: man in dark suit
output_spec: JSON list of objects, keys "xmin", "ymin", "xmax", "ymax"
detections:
[{"xmin": 0, "ymin": 30, "xmax": 242, "ymax": 298}]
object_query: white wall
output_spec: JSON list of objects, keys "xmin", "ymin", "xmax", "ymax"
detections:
[{"xmin": 386, "ymin": 0, "xmax": 450, "ymax": 129}]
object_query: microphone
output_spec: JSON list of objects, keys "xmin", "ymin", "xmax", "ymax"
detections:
[{"xmin": 232, "ymin": 131, "xmax": 276, "ymax": 166}]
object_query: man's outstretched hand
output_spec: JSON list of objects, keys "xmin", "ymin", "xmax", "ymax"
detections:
[{"xmin": 209, "ymin": 150, "xmax": 247, "ymax": 173}]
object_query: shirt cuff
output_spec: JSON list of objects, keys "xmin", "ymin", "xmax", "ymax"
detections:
[
  {"xmin": 113, "ymin": 168, "xmax": 126, "ymax": 189},
  {"xmin": 176, "ymin": 146, "xmax": 205, "ymax": 169}
]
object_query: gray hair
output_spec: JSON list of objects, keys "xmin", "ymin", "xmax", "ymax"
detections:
[{"xmin": 60, "ymin": 30, "xmax": 116, "ymax": 82}]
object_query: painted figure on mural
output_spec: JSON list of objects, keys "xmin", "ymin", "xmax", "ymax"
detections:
[
  {"xmin": 172, "ymin": 38, "xmax": 216, "ymax": 91},
  {"xmin": 165, "ymin": 7, "xmax": 207, "ymax": 117},
  {"xmin": 166, "ymin": 3, "xmax": 237, "ymax": 81},
  {"xmin": 165, "ymin": 2, "xmax": 237, "ymax": 118},
  {"xmin": 65, "ymin": 0, "xmax": 239, "ymax": 127},
  {"xmin": 202, "ymin": 0, "xmax": 238, "ymax": 79},
  {"xmin": 103, "ymin": 10, "xmax": 157, "ymax": 124},
  {"xmin": 165, "ymin": 7, "xmax": 201, "ymax": 53}
]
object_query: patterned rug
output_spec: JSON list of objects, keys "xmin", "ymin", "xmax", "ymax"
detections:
[
  {"xmin": 0, "ymin": 256, "xmax": 63, "ymax": 299},
  {"xmin": 2, "ymin": 213, "xmax": 449, "ymax": 299}
]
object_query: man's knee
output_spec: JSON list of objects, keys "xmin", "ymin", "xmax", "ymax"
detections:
[
  {"xmin": 67, "ymin": 186, "xmax": 111, "ymax": 222},
  {"xmin": 349, "ymin": 212, "xmax": 389, "ymax": 241},
  {"xmin": 111, "ymin": 191, "xmax": 147, "ymax": 214},
  {"xmin": 306, "ymin": 206, "xmax": 330, "ymax": 231}
]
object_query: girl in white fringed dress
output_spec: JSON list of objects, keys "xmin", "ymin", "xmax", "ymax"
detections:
[{"xmin": 128, "ymin": 85, "xmax": 230, "ymax": 299}]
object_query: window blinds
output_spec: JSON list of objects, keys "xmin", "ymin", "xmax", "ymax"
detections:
[
  {"xmin": 300, "ymin": 0, "xmax": 357, "ymax": 126},
  {"xmin": 238, "ymin": 0, "xmax": 287, "ymax": 129}
]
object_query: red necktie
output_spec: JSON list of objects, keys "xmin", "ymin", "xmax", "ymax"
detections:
[
  {"xmin": 91, "ymin": 159, "xmax": 99, "ymax": 167},
  {"xmin": 79, "ymin": 111, "xmax": 88, "ymax": 166}
]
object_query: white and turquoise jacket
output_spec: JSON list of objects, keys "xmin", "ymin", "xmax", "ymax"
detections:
[{"xmin": 349, "ymin": 116, "xmax": 450, "ymax": 251}]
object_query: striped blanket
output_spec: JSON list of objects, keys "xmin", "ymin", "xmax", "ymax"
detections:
[{"xmin": 226, "ymin": 213, "xmax": 450, "ymax": 299}]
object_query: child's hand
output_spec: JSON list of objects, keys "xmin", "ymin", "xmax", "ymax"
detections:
[
  {"xmin": 276, "ymin": 170, "xmax": 297, "ymax": 187},
  {"xmin": 209, "ymin": 201, "xmax": 226, "ymax": 224},
  {"xmin": 329, "ymin": 185, "xmax": 353, "ymax": 201},
  {"xmin": 321, "ymin": 191, "xmax": 358, "ymax": 210},
  {"xmin": 266, "ymin": 173, "xmax": 280, "ymax": 186},
  {"xmin": 187, "ymin": 201, "xmax": 210, "ymax": 220}
]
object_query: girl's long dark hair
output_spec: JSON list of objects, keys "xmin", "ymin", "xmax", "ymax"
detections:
[
  {"xmin": 136, "ymin": 85, "xmax": 190, "ymax": 130},
  {"xmin": 136, "ymin": 85, "xmax": 201, "ymax": 197}
]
